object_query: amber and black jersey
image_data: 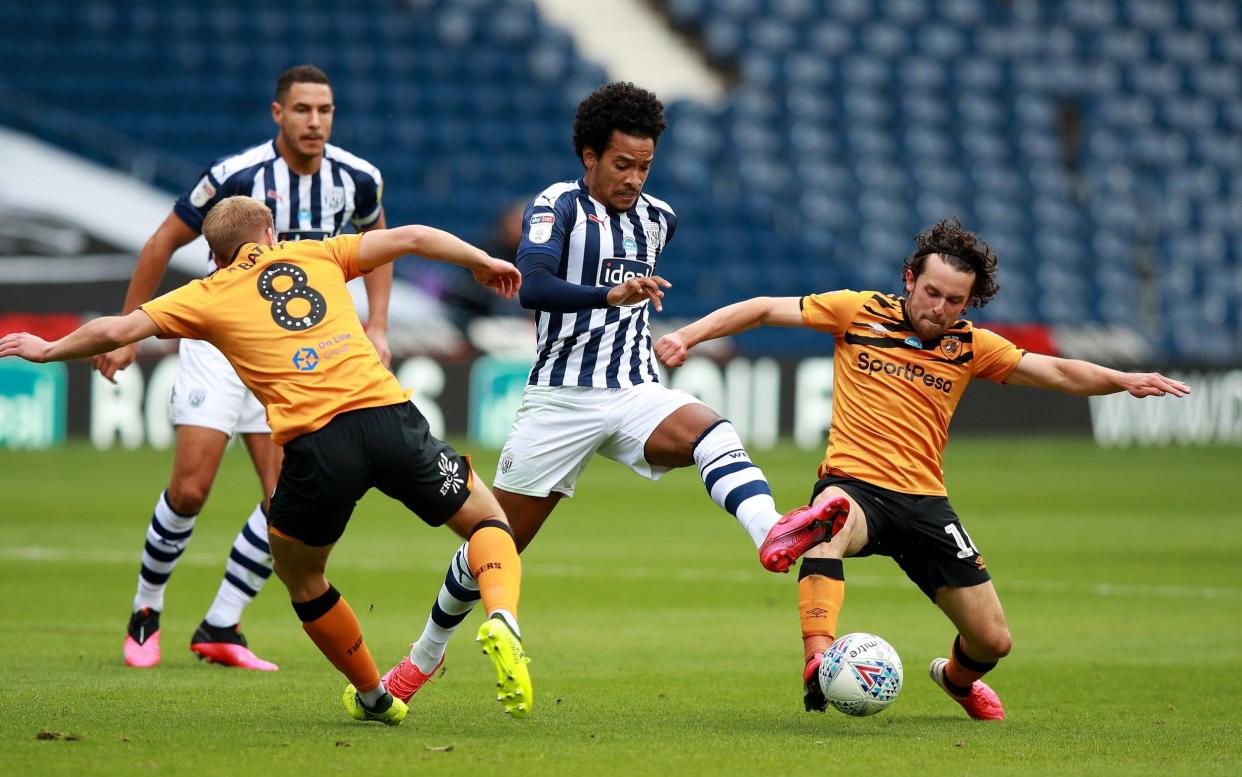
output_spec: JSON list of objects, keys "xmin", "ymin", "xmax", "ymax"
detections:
[
  {"xmin": 142, "ymin": 235, "xmax": 409, "ymax": 445},
  {"xmin": 800, "ymin": 290, "xmax": 1025, "ymax": 496}
]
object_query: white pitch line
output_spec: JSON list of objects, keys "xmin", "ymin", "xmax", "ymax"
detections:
[{"xmin": 1, "ymin": 545, "xmax": 1238, "ymax": 601}]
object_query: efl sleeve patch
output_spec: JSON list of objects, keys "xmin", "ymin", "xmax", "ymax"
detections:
[
  {"xmin": 528, "ymin": 213, "xmax": 555, "ymax": 244},
  {"xmin": 188, "ymin": 176, "xmax": 217, "ymax": 208}
]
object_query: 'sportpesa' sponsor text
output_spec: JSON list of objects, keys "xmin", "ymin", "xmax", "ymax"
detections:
[{"xmin": 857, "ymin": 352, "xmax": 953, "ymax": 393}]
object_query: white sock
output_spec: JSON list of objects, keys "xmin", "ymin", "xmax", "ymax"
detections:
[
  {"xmin": 358, "ymin": 683, "xmax": 388, "ymax": 707},
  {"xmin": 133, "ymin": 491, "xmax": 197, "ymax": 612},
  {"xmin": 410, "ymin": 542, "xmax": 479, "ymax": 673},
  {"xmin": 692, "ymin": 420, "xmax": 782, "ymax": 548},
  {"xmin": 488, "ymin": 608, "xmax": 521, "ymax": 640},
  {"xmin": 204, "ymin": 503, "xmax": 273, "ymax": 628}
]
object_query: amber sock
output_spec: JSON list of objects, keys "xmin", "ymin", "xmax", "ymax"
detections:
[
  {"xmin": 467, "ymin": 521, "xmax": 522, "ymax": 636},
  {"xmin": 798, "ymin": 557, "xmax": 845, "ymax": 663},
  {"xmin": 943, "ymin": 634, "xmax": 998, "ymax": 696},
  {"xmin": 292, "ymin": 585, "xmax": 381, "ymax": 693}
]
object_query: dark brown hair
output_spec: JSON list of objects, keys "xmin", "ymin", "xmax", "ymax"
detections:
[
  {"xmin": 275, "ymin": 64, "xmax": 331, "ymax": 104},
  {"xmin": 903, "ymin": 218, "xmax": 1000, "ymax": 308}
]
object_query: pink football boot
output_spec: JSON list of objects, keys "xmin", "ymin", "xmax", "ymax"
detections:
[
  {"xmin": 124, "ymin": 608, "xmax": 162, "ymax": 668},
  {"xmin": 803, "ymin": 652, "xmax": 828, "ymax": 712},
  {"xmin": 189, "ymin": 621, "xmax": 278, "ymax": 671},
  {"xmin": 759, "ymin": 495, "xmax": 850, "ymax": 573},
  {"xmin": 929, "ymin": 658, "xmax": 1005, "ymax": 720},
  {"xmin": 381, "ymin": 652, "xmax": 444, "ymax": 704}
]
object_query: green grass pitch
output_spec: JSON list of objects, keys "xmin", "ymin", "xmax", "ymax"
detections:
[{"xmin": 1, "ymin": 438, "xmax": 1239, "ymax": 776}]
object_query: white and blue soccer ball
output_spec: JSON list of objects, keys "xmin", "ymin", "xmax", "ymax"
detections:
[{"xmin": 818, "ymin": 632, "xmax": 904, "ymax": 716}]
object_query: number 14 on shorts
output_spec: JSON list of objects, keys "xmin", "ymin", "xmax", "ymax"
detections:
[{"xmin": 944, "ymin": 522, "xmax": 979, "ymax": 560}]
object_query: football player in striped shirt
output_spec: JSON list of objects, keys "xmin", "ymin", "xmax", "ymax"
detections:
[
  {"xmin": 381, "ymin": 82, "xmax": 838, "ymax": 702},
  {"xmin": 656, "ymin": 218, "xmax": 1189, "ymax": 720},
  {"xmin": 3, "ymin": 196, "xmax": 529, "ymax": 725},
  {"xmin": 92, "ymin": 65, "xmax": 392, "ymax": 671}
]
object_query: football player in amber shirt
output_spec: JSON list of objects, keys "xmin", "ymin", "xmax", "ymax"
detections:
[
  {"xmin": 1, "ymin": 197, "xmax": 535, "ymax": 726},
  {"xmin": 656, "ymin": 219, "xmax": 1188, "ymax": 721}
]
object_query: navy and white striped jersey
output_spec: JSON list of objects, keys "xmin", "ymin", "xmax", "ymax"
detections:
[
  {"xmin": 174, "ymin": 139, "xmax": 383, "ymax": 270},
  {"xmin": 517, "ymin": 178, "xmax": 677, "ymax": 388}
]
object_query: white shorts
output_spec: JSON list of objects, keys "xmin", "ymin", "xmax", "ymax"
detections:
[
  {"xmin": 169, "ymin": 338, "xmax": 269, "ymax": 435},
  {"xmin": 494, "ymin": 383, "xmax": 704, "ymax": 498}
]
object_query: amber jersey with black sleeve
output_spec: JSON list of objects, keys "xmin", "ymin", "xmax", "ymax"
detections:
[
  {"xmin": 800, "ymin": 289, "xmax": 1024, "ymax": 496},
  {"xmin": 140, "ymin": 234, "xmax": 409, "ymax": 444}
]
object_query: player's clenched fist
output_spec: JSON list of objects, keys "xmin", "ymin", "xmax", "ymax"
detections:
[
  {"xmin": 472, "ymin": 256, "xmax": 522, "ymax": 299},
  {"xmin": 654, "ymin": 332, "xmax": 690, "ymax": 367},
  {"xmin": 93, "ymin": 343, "xmax": 139, "ymax": 383},
  {"xmin": 607, "ymin": 274, "xmax": 671, "ymax": 311},
  {"xmin": 0, "ymin": 332, "xmax": 51, "ymax": 362}
]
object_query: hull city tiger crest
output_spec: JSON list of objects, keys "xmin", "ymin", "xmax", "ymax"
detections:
[{"xmin": 941, "ymin": 336, "xmax": 961, "ymax": 357}]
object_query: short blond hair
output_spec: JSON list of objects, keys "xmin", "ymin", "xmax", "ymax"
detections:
[{"xmin": 202, "ymin": 196, "xmax": 275, "ymax": 264}]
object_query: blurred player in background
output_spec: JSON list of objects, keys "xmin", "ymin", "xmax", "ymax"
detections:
[
  {"xmin": 2, "ymin": 196, "xmax": 530, "ymax": 725},
  {"xmin": 414, "ymin": 199, "xmax": 527, "ymax": 329},
  {"xmin": 655, "ymin": 218, "xmax": 1190, "ymax": 720},
  {"xmin": 93, "ymin": 65, "xmax": 393, "ymax": 671},
  {"xmin": 381, "ymin": 81, "xmax": 839, "ymax": 703}
]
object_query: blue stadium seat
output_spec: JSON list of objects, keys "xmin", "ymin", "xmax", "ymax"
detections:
[
  {"xmin": 891, "ymin": 0, "xmax": 931, "ymax": 22},
  {"xmin": 1126, "ymin": 0, "xmax": 1179, "ymax": 31},
  {"xmin": 807, "ymin": 22, "xmax": 854, "ymax": 57},
  {"xmin": 1066, "ymin": 0, "xmax": 1119, "ymax": 29},
  {"xmin": 942, "ymin": 0, "xmax": 988, "ymax": 25}
]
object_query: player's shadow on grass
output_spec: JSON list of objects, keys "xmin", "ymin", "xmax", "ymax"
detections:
[{"xmin": 772, "ymin": 712, "xmax": 975, "ymax": 737}]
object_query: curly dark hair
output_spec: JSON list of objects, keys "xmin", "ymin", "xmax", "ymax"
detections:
[
  {"xmin": 902, "ymin": 218, "xmax": 1000, "ymax": 308},
  {"xmin": 573, "ymin": 82, "xmax": 666, "ymax": 163}
]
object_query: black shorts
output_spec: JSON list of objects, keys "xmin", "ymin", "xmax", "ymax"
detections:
[
  {"xmin": 811, "ymin": 475, "xmax": 991, "ymax": 601},
  {"xmin": 268, "ymin": 402, "xmax": 472, "ymax": 547}
]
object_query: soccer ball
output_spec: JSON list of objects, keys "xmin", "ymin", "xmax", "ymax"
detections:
[{"xmin": 817, "ymin": 632, "xmax": 904, "ymax": 716}]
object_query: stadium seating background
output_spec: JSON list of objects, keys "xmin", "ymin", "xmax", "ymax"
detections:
[{"xmin": 1, "ymin": 0, "xmax": 1239, "ymax": 362}]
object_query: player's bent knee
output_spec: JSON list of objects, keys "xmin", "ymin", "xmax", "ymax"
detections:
[
  {"xmin": 451, "ymin": 494, "xmax": 506, "ymax": 531},
  {"xmin": 166, "ymin": 481, "xmax": 211, "ymax": 516},
  {"xmin": 815, "ymin": 487, "xmax": 867, "ymax": 554},
  {"xmin": 969, "ymin": 628, "xmax": 1012, "ymax": 661},
  {"xmin": 990, "ymin": 629, "xmax": 1013, "ymax": 659},
  {"xmin": 270, "ymin": 555, "xmax": 327, "ymax": 601},
  {"xmin": 284, "ymin": 575, "xmax": 330, "ymax": 603}
]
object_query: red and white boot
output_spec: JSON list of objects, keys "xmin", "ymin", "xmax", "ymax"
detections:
[
  {"xmin": 929, "ymin": 658, "xmax": 1005, "ymax": 720},
  {"xmin": 759, "ymin": 496, "xmax": 850, "ymax": 573}
]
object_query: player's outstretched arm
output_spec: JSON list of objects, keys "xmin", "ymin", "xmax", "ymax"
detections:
[
  {"xmin": 2, "ymin": 311, "xmax": 162, "ymax": 369},
  {"xmin": 357, "ymin": 226, "xmax": 520, "ymax": 298},
  {"xmin": 655, "ymin": 296, "xmax": 803, "ymax": 367},
  {"xmin": 94, "ymin": 212, "xmax": 199, "ymax": 381},
  {"xmin": 1007, "ymin": 352, "xmax": 1190, "ymax": 398}
]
